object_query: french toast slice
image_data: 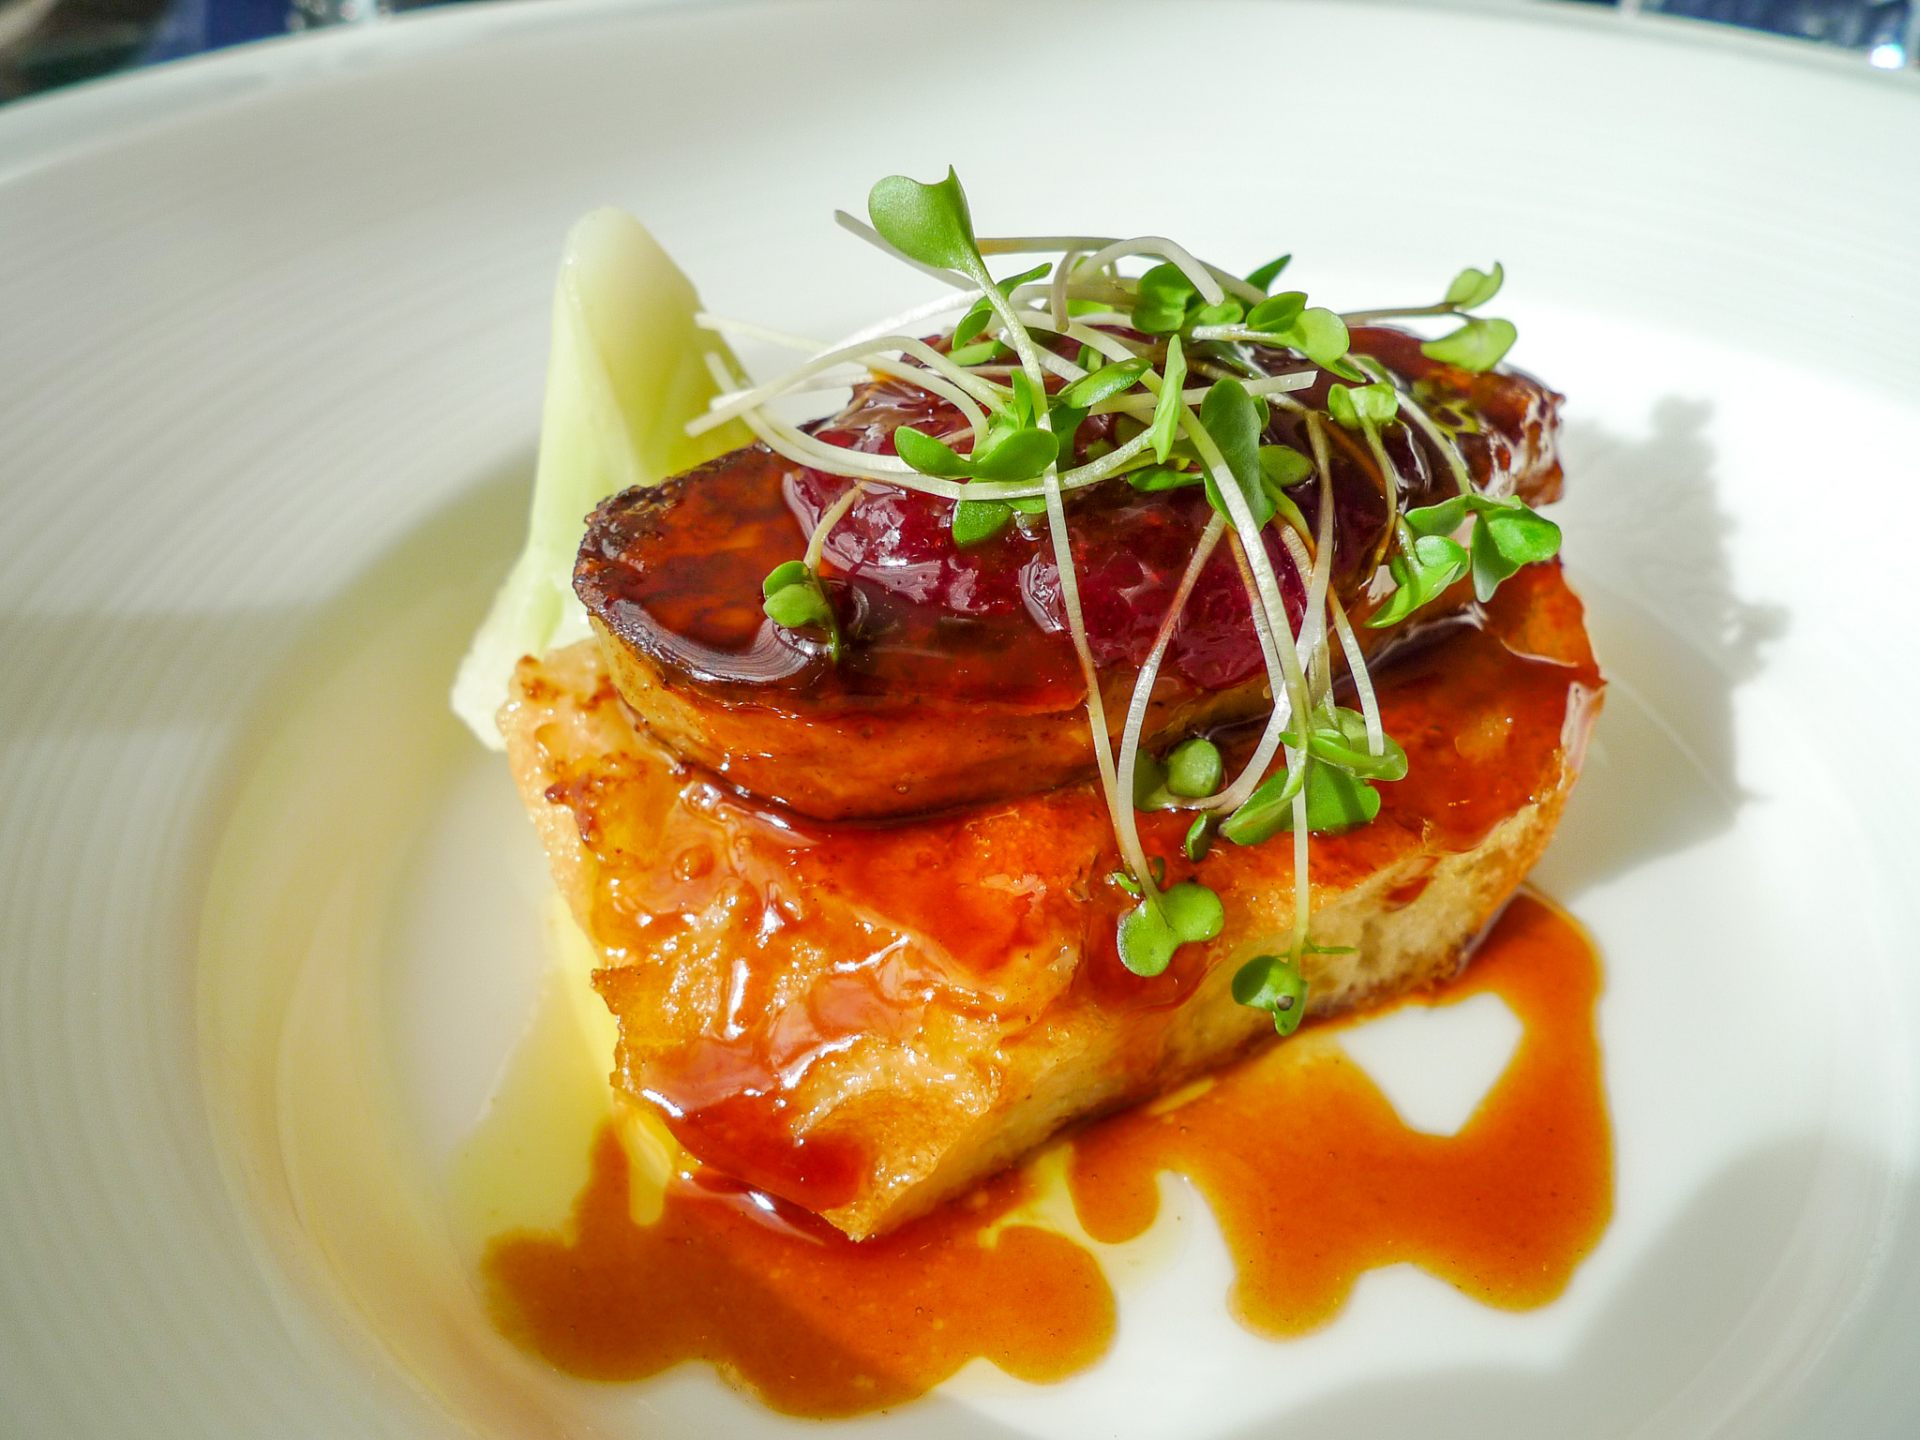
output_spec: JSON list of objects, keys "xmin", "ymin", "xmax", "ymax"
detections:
[{"xmin": 501, "ymin": 562, "xmax": 1601, "ymax": 1240}]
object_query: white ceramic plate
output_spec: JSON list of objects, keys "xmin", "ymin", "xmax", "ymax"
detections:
[{"xmin": 4, "ymin": 2, "xmax": 1919, "ymax": 1435}]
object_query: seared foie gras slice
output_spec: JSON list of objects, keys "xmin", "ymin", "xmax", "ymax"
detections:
[
  {"xmin": 574, "ymin": 328, "xmax": 1564, "ymax": 822},
  {"xmin": 504, "ymin": 562, "xmax": 1602, "ymax": 1240}
]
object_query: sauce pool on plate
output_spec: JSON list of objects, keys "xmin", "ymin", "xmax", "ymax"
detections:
[{"xmin": 479, "ymin": 891, "xmax": 1610, "ymax": 1417}]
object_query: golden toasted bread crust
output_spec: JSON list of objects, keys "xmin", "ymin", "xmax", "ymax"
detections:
[{"xmin": 501, "ymin": 563, "xmax": 1601, "ymax": 1238}]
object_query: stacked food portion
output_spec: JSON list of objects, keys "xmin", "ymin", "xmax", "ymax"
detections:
[{"xmin": 469, "ymin": 171, "xmax": 1602, "ymax": 1240}]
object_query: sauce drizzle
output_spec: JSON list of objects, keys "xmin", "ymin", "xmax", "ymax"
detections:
[
  {"xmin": 1069, "ymin": 891, "xmax": 1612, "ymax": 1335},
  {"xmin": 481, "ymin": 892, "xmax": 1610, "ymax": 1415}
]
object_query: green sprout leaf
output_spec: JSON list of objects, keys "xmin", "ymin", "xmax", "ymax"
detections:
[
  {"xmin": 1058, "ymin": 356, "xmax": 1152, "ymax": 410},
  {"xmin": 1221, "ymin": 759, "xmax": 1383, "ymax": 845},
  {"xmin": 1164, "ymin": 881, "xmax": 1225, "ymax": 943},
  {"xmin": 761, "ymin": 560, "xmax": 841, "ymax": 659},
  {"xmin": 896, "ymin": 424, "xmax": 1056, "ymax": 483},
  {"xmin": 952, "ymin": 260, "xmax": 1050, "ymax": 356},
  {"xmin": 1126, "ymin": 463, "xmax": 1202, "ymax": 493},
  {"xmin": 952, "ymin": 498, "xmax": 1013, "ymax": 546},
  {"xmin": 1421, "ymin": 317, "xmax": 1518, "ymax": 373},
  {"xmin": 1199, "ymin": 378, "xmax": 1273, "ymax": 531},
  {"xmin": 1132, "ymin": 261, "xmax": 1199, "ymax": 334},
  {"xmin": 1399, "ymin": 493, "xmax": 1559, "ymax": 604},
  {"xmin": 1442, "ymin": 261, "xmax": 1504, "ymax": 311},
  {"xmin": 1469, "ymin": 499, "xmax": 1561, "ymax": 600},
  {"xmin": 1148, "ymin": 336, "xmax": 1187, "ymax": 463},
  {"xmin": 1246, "ymin": 290, "xmax": 1307, "ymax": 334},
  {"xmin": 1191, "ymin": 299, "xmax": 1246, "ymax": 328},
  {"xmin": 1284, "ymin": 706, "xmax": 1410, "ymax": 782},
  {"xmin": 1366, "ymin": 532, "xmax": 1470, "ymax": 628},
  {"xmin": 1403, "ymin": 496, "xmax": 1468, "ymax": 538},
  {"xmin": 1048, "ymin": 401, "xmax": 1089, "ymax": 460},
  {"xmin": 1245, "ymin": 253, "xmax": 1292, "ymax": 292},
  {"xmin": 1117, "ymin": 881, "xmax": 1225, "ymax": 977},
  {"xmin": 1183, "ymin": 812, "xmax": 1217, "ymax": 862},
  {"xmin": 947, "ymin": 338, "xmax": 1004, "ymax": 367},
  {"xmin": 763, "ymin": 582, "xmax": 832, "ymax": 629},
  {"xmin": 1116, "ymin": 903, "xmax": 1175, "ymax": 976},
  {"xmin": 1232, "ymin": 953, "xmax": 1310, "ymax": 1036},
  {"xmin": 894, "ymin": 425, "xmax": 974, "ymax": 478},
  {"xmin": 1165, "ymin": 737, "xmax": 1224, "ymax": 798},
  {"xmin": 1008, "ymin": 369, "xmax": 1045, "ymax": 428},
  {"xmin": 1326, "ymin": 381, "xmax": 1400, "ymax": 430},
  {"xmin": 867, "ymin": 168, "xmax": 983, "ymax": 274},
  {"xmin": 761, "ymin": 560, "xmax": 809, "ymax": 598},
  {"xmin": 1283, "ymin": 306, "xmax": 1354, "ymax": 372},
  {"xmin": 973, "ymin": 427, "xmax": 1059, "ymax": 481},
  {"xmin": 1259, "ymin": 443, "xmax": 1315, "ymax": 490},
  {"xmin": 1133, "ymin": 752, "xmax": 1173, "ymax": 811}
]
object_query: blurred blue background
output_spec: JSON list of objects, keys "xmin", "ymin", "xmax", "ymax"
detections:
[{"xmin": 0, "ymin": 0, "xmax": 1913, "ymax": 104}]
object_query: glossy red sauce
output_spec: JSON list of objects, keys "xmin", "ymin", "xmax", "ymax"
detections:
[
  {"xmin": 577, "ymin": 328, "xmax": 1563, "ymax": 704},
  {"xmin": 484, "ymin": 893, "xmax": 1610, "ymax": 1415}
]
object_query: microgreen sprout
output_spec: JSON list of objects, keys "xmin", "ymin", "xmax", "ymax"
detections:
[
  {"xmin": 699, "ymin": 170, "xmax": 1559, "ymax": 1029},
  {"xmin": 1232, "ymin": 954, "xmax": 1310, "ymax": 1036},
  {"xmin": 1118, "ymin": 882, "xmax": 1225, "ymax": 977},
  {"xmin": 761, "ymin": 560, "xmax": 842, "ymax": 660},
  {"xmin": 1166, "ymin": 737, "xmax": 1224, "ymax": 798}
]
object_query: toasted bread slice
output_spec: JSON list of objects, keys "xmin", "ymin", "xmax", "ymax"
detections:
[{"xmin": 502, "ymin": 562, "xmax": 1600, "ymax": 1240}]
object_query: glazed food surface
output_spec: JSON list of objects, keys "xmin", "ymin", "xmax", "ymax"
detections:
[
  {"xmin": 502, "ymin": 563, "xmax": 1601, "ymax": 1232},
  {"xmin": 575, "ymin": 328, "xmax": 1564, "ymax": 819}
]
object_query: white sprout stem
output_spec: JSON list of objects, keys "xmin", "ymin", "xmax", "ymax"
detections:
[
  {"xmin": 1065, "ymin": 322, "xmax": 1151, "ymax": 366},
  {"xmin": 1178, "ymin": 409, "xmax": 1315, "ymax": 816},
  {"xmin": 694, "ymin": 312, "xmax": 822, "ymax": 352},
  {"xmin": 1112, "ymin": 515, "xmax": 1227, "ymax": 902},
  {"xmin": 1298, "ymin": 417, "xmax": 1338, "ymax": 707},
  {"xmin": 1361, "ymin": 420, "xmax": 1403, "ymax": 547},
  {"xmin": 1201, "ymin": 525, "xmax": 1318, "ymax": 817},
  {"xmin": 804, "ymin": 482, "xmax": 867, "ymax": 569},
  {"xmin": 709, "ymin": 372, "xmax": 869, "ymax": 408},
  {"xmin": 833, "ymin": 209, "xmax": 974, "ymax": 291},
  {"xmin": 1392, "ymin": 383, "xmax": 1474, "ymax": 495},
  {"xmin": 688, "ymin": 332, "xmax": 998, "ymax": 438},
  {"xmin": 1010, "ymin": 278, "xmax": 1137, "ymax": 312},
  {"xmin": 1328, "ymin": 592, "xmax": 1385, "ymax": 757},
  {"xmin": 704, "ymin": 352, "xmax": 956, "ymax": 489},
  {"xmin": 1092, "ymin": 370, "xmax": 1315, "ymax": 418},
  {"xmin": 1339, "ymin": 301, "xmax": 1457, "ymax": 326},
  {"xmin": 977, "ymin": 233, "xmax": 1266, "ymax": 306},
  {"xmin": 1187, "ymin": 324, "xmax": 1317, "ymax": 346},
  {"xmin": 1045, "ymin": 427, "xmax": 1159, "ymax": 490},
  {"xmin": 1076, "ymin": 236, "xmax": 1224, "ymax": 306},
  {"xmin": 1291, "ymin": 790, "xmax": 1312, "ymax": 952},
  {"xmin": 1198, "ymin": 532, "xmax": 1306, "ymax": 816},
  {"xmin": 1051, "ymin": 251, "xmax": 1082, "ymax": 331},
  {"xmin": 1300, "ymin": 418, "xmax": 1384, "ymax": 758},
  {"xmin": 1041, "ymin": 475, "xmax": 1141, "ymax": 889},
  {"xmin": 1044, "ymin": 309, "xmax": 1137, "ymax": 332},
  {"xmin": 1279, "ymin": 522, "xmax": 1325, "ymax": 668},
  {"xmin": 724, "ymin": 379, "xmax": 1148, "ymax": 504},
  {"xmin": 972, "ymin": 255, "xmax": 1144, "ymax": 892},
  {"xmin": 830, "ymin": 289, "xmax": 988, "ymax": 353}
]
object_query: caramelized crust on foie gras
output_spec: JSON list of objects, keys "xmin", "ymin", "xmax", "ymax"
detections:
[
  {"xmin": 502, "ymin": 561, "xmax": 1602, "ymax": 1240},
  {"xmin": 575, "ymin": 328, "xmax": 1564, "ymax": 821}
]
